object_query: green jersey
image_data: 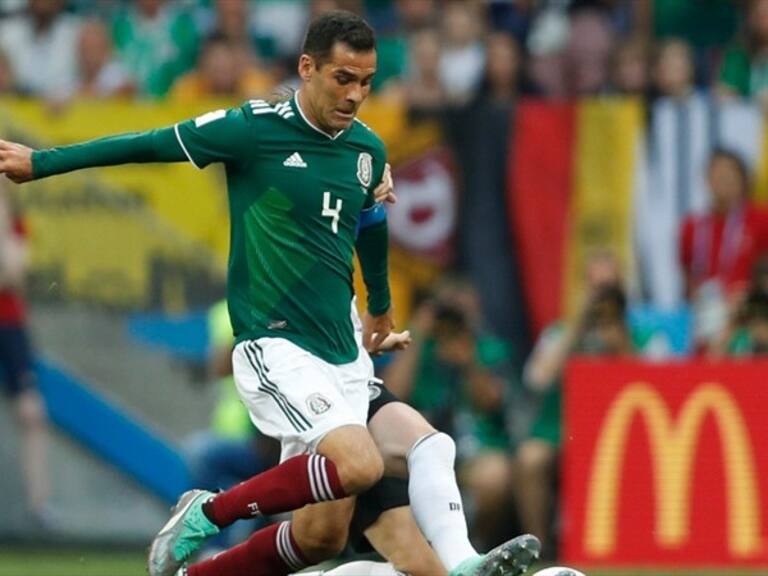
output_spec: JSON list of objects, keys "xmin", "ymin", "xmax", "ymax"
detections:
[{"xmin": 174, "ymin": 94, "xmax": 388, "ymax": 364}]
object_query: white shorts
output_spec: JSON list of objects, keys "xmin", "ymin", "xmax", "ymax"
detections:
[{"xmin": 232, "ymin": 336, "xmax": 374, "ymax": 462}]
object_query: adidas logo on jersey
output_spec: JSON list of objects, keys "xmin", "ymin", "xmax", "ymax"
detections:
[{"xmin": 283, "ymin": 152, "xmax": 307, "ymax": 168}]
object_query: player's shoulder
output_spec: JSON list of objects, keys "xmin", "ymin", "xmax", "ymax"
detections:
[
  {"xmin": 241, "ymin": 98, "xmax": 296, "ymax": 125},
  {"xmin": 349, "ymin": 117, "xmax": 386, "ymax": 158}
]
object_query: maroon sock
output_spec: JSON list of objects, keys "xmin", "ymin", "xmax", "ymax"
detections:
[
  {"xmin": 203, "ymin": 454, "xmax": 346, "ymax": 527},
  {"xmin": 187, "ymin": 521, "xmax": 308, "ymax": 576}
]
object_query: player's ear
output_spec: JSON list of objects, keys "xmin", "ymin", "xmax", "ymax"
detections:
[{"xmin": 298, "ymin": 54, "xmax": 315, "ymax": 82}]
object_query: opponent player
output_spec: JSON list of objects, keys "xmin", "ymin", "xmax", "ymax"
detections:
[{"xmin": 0, "ymin": 10, "xmax": 538, "ymax": 576}]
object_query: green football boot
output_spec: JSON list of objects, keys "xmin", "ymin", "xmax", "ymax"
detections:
[
  {"xmin": 449, "ymin": 534, "xmax": 541, "ymax": 576},
  {"xmin": 148, "ymin": 489, "xmax": 220, "ymax": 576}
]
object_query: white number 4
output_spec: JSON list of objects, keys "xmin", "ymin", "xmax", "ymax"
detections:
[{"xmin": 322, "ymin": 192, "xmax": 343, "ymax": 234}]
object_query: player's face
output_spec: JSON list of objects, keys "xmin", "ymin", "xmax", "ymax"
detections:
[{"xmin": 300, "ymin": 42, "xmax": 376, "ymax": 133}]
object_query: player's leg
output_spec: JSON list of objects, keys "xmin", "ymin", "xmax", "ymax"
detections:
[
  {"xmin": 367, "ymin": 389, "xmax": 540, "ymax": 576},
  {"xmin": 151, "ymin": 338, "xmax": 381, "ymax": 576},
  {"xmin": 364, "ymin": 504, "xmax": 447, "ymax": 576},
  {"xmin": 13, "ymin": 387, "xmax": 49, "ymax": 513},
  {"xmin": 3, "ymin": 325, "xmax": 50, "ymax": 515}
]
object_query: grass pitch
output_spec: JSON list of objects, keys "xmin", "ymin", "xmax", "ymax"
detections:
[{"xmin": 0, "ymin": 549, "xmax": 761, "ymax": 576}]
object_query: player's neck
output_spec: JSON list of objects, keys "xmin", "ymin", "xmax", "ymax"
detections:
[{"xmin": 296, "ymin": 90, "xmax": 339, "ymax": 138}]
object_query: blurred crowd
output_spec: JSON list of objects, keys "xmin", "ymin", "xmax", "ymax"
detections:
[
  {"xmin": 0, "ymin": 0, "xmax": 767, "ymax": 107},
  {"xmin": 4, "ymin": 0, "xmax": 768, "ymax": 562}
]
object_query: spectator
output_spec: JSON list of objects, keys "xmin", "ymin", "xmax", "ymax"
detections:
[
  {"xmin": 76, "ymin": 19, "xmax": 134, "ymax": 98},
  {"xmin": 515, "ymin": 251, "xmax": 652, "ymax": 554},
  {"xmin": 111, "ymin": 0, "xmax": 199, "ymax": 98},
  {"xmin": 719, "ymin": 0, "xmax": 768, "ymax": 107},
  {"xmin": 383, "ymin": 281, "xmax": 518, "ymax": 551},
  {"xmin": 0, "ymin": 50, "xmax": 16, "ymax": 95},
  {"xmin": 0, "ymin": 180, "xmax": 51, "ymax": 522},
  {"xmin": 653, "ymin": 38, "xmax": 695, "ymax": 99},
  {"xmin": 196, "ymin": 0, "xmax": 277, "ymax": 66},
  {"xmin": 611, "ymin": 36, "xmax": 649, "ymax": 97},
  {"xmin": 0, "ymin": 0, "xmax": 81, "ymax": 99},
  {"xmin": 563, "ymin": 7, "xmax": 615, "ymax": 96},
  {"xmin": 169, "ymin": 33, "xmax": 274, "ymax": 103},
  {"xmin": 439, "ymin": 0, "xmax": 486, "ymax": 105},
  {"xmin": 727, "ymin": 287, "xmax": 768, "ymax": 356},
  {"xmin": 679, "ymin": 149, "xmax": 768, "ymax": 351},
  {"xmin": 525, "ymin": 7, "xmax": 568, "ymax": 98},
  {"xmin": 403, "ymin": 27, "xmax": 445, "ymax": 120}
]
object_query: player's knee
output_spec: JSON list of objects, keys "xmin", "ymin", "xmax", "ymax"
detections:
[
  {"xmin": 337, "ymin": 447, "xmax": 384, "ymax": 494},
  {"xmin": 408, "ymin": 431, "xmax": 456, "ymax": 468},
  {"xmin": 518, "ymin": 440, "xmax": 555, "ymax": 474}
]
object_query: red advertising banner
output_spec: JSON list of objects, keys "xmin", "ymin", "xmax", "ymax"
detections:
[{"xmin": 563, "ymin": 360, "xmax": 768, "ymax": 568}]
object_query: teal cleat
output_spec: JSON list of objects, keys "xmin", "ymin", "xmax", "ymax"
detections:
[
  {"xmin": 148, "ymin": 489, "xmax": 220, "ymax": 576},
  {"xmin": 449, "ymin": 534, "xmax": 541, "ymax": 576}
]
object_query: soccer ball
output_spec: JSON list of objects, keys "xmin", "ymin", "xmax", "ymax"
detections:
[{"xmin": 530, "ymin": 568, "xmax": 587, "ymax": 576}]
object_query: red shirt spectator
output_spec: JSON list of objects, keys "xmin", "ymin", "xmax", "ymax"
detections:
[
  {"xmin": 679, "ymin": 149, "xmax": 768, "ymax": 298},
  {"xmin": 680, "ymin": 203, "xmax": 768, "ymax": 296}
]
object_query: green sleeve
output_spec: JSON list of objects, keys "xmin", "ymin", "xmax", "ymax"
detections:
[
  {"xmin": 356, "ymin": 219, "xmax": 391, "ymax": 316},
  {"xmin": 719, "ymin": 46, "xmax": 751, "ymax": 96},
  {"xmin": 32, "ymin": 127, "xmax": 185, "ymax": 179}
]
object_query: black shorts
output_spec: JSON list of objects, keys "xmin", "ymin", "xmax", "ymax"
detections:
[
  {"xmin": 0, "ymin": 324, "xmax": 34, "ymax": 398},
  {"xmin": 349, "ymin": 475, "xmax": 410, "ymax": 552},
  {"xmin": 349, "ymin": 381, "xmax": 410, "ymax": 551},
  {"xmin": 366, "ymin": 378, "xmax": 399, "ymax": 423}
]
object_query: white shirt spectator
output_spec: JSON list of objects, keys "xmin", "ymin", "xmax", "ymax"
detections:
[{"xmin": 0, "ymin": 13, "xmax": 81, "ymax": 98}]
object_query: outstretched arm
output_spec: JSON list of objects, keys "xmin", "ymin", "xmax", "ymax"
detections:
[{"xmin": 0, "ymin": 127, "xmax": 185, "ymax": 183}]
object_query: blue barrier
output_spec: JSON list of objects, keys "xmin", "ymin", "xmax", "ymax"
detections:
[{"xmin": 36, "ymin": 359, "xmax": 190, "ymax": 504}]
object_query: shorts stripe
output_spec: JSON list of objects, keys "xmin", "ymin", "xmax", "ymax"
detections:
[
  {"xmin": 249, "ymin": 342, "xmax": 312, "ymax": 429},
  {"xmin": 243, "ymin": 344, "xmax": 307, "ymax": 432}
]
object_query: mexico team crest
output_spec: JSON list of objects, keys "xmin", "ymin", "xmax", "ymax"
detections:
[
  {"xmin": 307, "ymin": 393, "xmax": 333, "ymax": 416},
  {"xmin": 357, "ymin": 152, "xmax": 373, "ymax": 188}
]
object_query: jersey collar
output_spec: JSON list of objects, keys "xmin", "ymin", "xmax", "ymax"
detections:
[{"xmin": 293, "ymin": 91, "xmax": 347, "ymax": 141}]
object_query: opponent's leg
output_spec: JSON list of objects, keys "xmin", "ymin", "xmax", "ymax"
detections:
[
  {"xmin": 369, "ymin": 402, "xmax": 477, "ymax": 568},
  {"xmin": 369, "ymin": 400, "xmax": 540, "ymax": 576}
]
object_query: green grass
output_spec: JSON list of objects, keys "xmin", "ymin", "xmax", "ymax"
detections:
[
  {"xmin": 0, "ymin": 549, "xmax": 147, "ymax": 576},
  {"xmin": 0, "ymin": 549, "xmax": 763, "ymax": 576}
]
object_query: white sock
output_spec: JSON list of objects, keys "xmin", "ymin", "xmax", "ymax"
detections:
[{"xmin": 407, "ymin": 432, "xmax": 478, "ymax": 571}]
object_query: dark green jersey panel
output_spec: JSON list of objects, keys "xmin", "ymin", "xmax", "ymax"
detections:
[{"xmin": 175, "ymin": 94, "xmax": 387, "ymax": 364}]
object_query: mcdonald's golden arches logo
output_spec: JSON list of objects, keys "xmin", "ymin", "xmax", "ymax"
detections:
[{"xmin": 584, "ymin": 382, "xmax": 761, "ymax": 557}]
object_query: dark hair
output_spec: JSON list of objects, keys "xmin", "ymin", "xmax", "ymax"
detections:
[
  {"xmin": 433, "ymin": 302, "xmax": 470, "ymax": 335},
  {"xmin": 587, "ymin": 284, "xmax": 627, "ymax": 324},
  {"xmin": 709, "ymin": 147, "xmax": 751, "ymax": 195},
  {"xmin": 744, "ymin": 289, "xmax": 768, "ymax": 322},
  {"xmin": 302, "ymin": 10, "xmax": 375, "ymax": 67}
]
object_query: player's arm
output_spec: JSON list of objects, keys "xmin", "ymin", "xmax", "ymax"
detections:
[
  {"xmin": 357, "ymin": 197, "xmax": 393, "ymax": 352},
  {"xmin": 0, "ymin": 107, "xmax": 250, "ymax": 183}
]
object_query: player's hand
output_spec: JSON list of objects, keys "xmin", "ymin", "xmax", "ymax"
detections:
[
  {"xmin": 363, "ymin": 309, "xmax": 395, "ymax": 353},
  {"xmin": 371, "ymin": 330, "xmax": 411, "ymax": 354},
  {"xmin": 372, "ymin": 163, "xmax": 396, "ymax": 204},
  {"xmin": 0, "ymin": 140, "xmax": 34, "ymax": 184}
]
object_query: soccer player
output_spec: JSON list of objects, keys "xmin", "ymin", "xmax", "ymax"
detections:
[{"xmin": 0, "ymin": 10, "xmax": 538, "ymax": 576}]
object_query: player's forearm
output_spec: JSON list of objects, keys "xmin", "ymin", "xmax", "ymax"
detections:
[
  {"xmin": 355, "ymin": 219, "xmax": 391, "ymax": 315},
  {"xmin": 31, "ymin": 127, "xmax": 185, "ymax": 179}
]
